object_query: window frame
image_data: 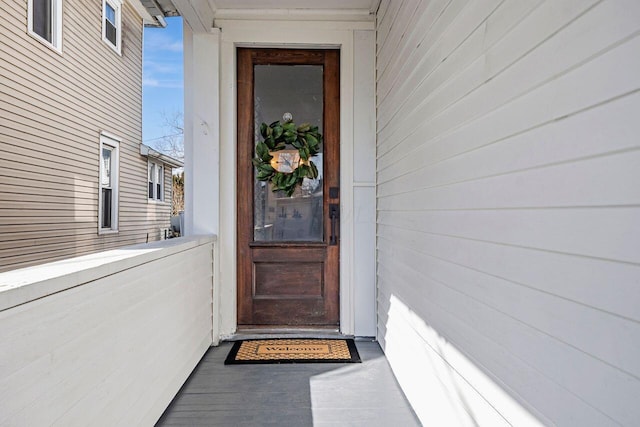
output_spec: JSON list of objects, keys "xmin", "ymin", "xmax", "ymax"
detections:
[
  {"xmin": 99, "ymin": 133, "xmax": 120, "ymax": 234},
  {"xmin": 102, "ymin": 0, "xmax": 122, "ymax": 55},
  {"xmin": 148, "ymin": 160, "xmax": 165, "ymax": 202},
  {"xmin": 27, "ymin": 0, "xmax": 63, "ymax": 53}
]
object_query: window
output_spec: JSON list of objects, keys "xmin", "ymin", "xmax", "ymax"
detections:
[
  {"xmin": 28, "ymin": 0, "xmax": 63, "ymax": 51},
  {"xmin": 148, "ymin": 161, "xmax": 164, "ymax": 201},
  {"xmin": 102, "ymin": 0, "xmax": 121, "ymax": 54},
  {"xmin": 99, "ymin": 134, "xmax": 119, "ymax": 232}
]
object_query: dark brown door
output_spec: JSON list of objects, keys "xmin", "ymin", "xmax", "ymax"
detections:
[{"xmin": 237, "ymin": 48, "xmax": 340, "ymax": 327}]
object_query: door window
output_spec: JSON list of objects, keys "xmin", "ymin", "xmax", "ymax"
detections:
[{"xmin": 253, "ymin": 65, "xmax": 324, "ymax": 242}]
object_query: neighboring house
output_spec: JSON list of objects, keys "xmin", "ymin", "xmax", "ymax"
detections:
[{"xmin": 0, "ymin": 0, "xmax": 182, "ymax": 272}]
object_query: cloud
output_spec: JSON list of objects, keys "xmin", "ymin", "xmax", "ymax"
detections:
[
  {"xmin": 143, "ymin": 58, "xmax": 183, "ymax": 89},
  {"xmin": 143, "ymin": 76, "xmax": 183, "ymax": 89},
  {"xmin": 143, "ymin": 77, "xmax": 159, "ymax": 86},
  {"xmin": 145, "ymin": 31, "xmax": 183, "ymax": 53},
  {"xmin": 144, "ymin": 60, "xmax": 181, "ymax": 75}
]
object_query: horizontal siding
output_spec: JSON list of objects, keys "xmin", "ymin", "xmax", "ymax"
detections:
[
  {"xmin": 0, "ymin": 237, "xmax": 214, "ymax": 426},
  {"xmin": 376, "ymin": 0, "xmax": 640, "ymax": 426},
  {"xmin": 0, "ymin": 1, "xmax": 172, "ymax": 272}
]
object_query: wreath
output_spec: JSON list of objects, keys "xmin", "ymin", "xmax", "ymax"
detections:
[{"xmin": 252, "ymin": 119, "xmax": 322, "ymax": 197}]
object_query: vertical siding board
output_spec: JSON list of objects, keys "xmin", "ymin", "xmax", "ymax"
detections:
[
  {"xmin": 0, "ymin": 1, "xmax": 172, "ymax": 272},
  {"xmin": 377, "ymin": 0, "xmax": 640, "ymax": 425}
]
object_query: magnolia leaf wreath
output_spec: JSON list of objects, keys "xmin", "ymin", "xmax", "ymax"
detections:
[{"xmin": 252, "ymin": 119, "xmax": 322, "ymax": 197}]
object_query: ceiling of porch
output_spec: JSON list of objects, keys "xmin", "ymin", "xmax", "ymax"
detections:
[
  {"xmin": 144, "ymin": 0, "xmax": 379, "ymax": 31},
  {"xmin": 210, "ymin": 0, "xmax": 378, "ymax": 10}
]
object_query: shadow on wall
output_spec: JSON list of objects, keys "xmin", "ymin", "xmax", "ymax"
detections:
[{"xmin": 381, "ymin": 294, "xmax": 543, "ymax": 426}]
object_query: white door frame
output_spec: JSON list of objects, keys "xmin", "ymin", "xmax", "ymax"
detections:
[{"xmin": 185, "ymin": 19, "xmax": 376, "ymax": 339}]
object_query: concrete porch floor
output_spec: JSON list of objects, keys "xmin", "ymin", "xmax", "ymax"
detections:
[{"xmin": 156, "ymin": 340, "xmax": 420, "ymax": 426}]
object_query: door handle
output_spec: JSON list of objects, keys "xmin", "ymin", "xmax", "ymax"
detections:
[{"xmin": 329, "ymin": 204, "xmax": 339, "ymax": 245}]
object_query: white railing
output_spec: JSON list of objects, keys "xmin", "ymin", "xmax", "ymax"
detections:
[{"xmin": 0, "ymin": 235, "xmax": 216, "ymax": 426}]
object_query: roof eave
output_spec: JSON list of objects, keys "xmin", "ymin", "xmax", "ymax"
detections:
[{"xmin": 140, "ymin": 144, "xmax": 184, "ymax": 168}]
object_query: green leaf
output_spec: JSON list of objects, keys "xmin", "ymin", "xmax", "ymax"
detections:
[
  {"xmin": 297, "ymin": 123, "xmax": 311, "ymax": 132},
  {"xmin": 252, "ymin": 118, "xmax": 324, "ymax": 195},
  {"xmin": 268, "ymin": 136, "xmax": 279, "ymax": 149},
  {"xmin": 300, "ymin": 146, "xmax": 310, "ymax": 161},
  {"xmin": 256, "ymin": 141, "xmax": 269, "ymax": 159},
  {"xmin": 256, "ymin": 169, "xmax": 273, "ymax": 181},
  {"xmin": 285, "ymin": 133, "xmax": 297, "ymax": 144},
  {"xmin": 309, "ymin": 161, "xmax": 318, "ymax": 179},
  {"xmin": 305, "ymin": 133, "xmax": 318, "ymax": 147},
  {"xmin": 307, "ymin": 142, "xmax": 319, "ymax": 155},
  {"xmin": 258, "ymin": 164, "xmax": 275, "ymax": 173}
]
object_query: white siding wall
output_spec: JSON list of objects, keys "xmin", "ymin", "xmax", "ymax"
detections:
[
  {"xmin": 376, "ymin": 1, "xmax": 640, "ymax": 425},
  {"xmin": 0, "ymin": 1, "xmax": 172, "ymax": 273},
  {"xmin": 0, "ymin": 236, "xmax": 214, "ymax": 426}
]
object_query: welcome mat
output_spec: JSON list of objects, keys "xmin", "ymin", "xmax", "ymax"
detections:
[{"xmin": 224, "ymin": 338, "xmax": 361, "ymax": 364}]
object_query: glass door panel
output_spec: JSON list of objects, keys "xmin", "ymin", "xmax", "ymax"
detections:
[{"xmin": 253, "ymin": 65, "xmax": 324, "ymax": 242}]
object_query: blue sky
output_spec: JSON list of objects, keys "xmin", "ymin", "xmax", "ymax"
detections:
[{"xmin": 142, "ymin": 17, "xmax": 184, "ymax": 145}]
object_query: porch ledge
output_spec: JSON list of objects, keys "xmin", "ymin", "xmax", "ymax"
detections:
[{"xmin": 0, "ymin": 235, "xmax": 216, "ymax": 312}]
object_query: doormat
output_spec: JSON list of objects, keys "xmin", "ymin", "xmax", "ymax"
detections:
[{"xmin": 224, "ymin": 338, "xmax": 361, "ymax": 364}]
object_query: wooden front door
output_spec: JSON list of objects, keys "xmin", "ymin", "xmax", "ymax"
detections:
[{"xmin": 237, "ymin": 48, "xmax": 340, "ymax": 327}]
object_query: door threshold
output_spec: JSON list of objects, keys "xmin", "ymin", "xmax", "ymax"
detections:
[{"xmin": 229, "ymin": 327, "xmax": 348, "ymax": 341}]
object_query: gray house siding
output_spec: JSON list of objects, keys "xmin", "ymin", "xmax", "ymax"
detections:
[
  {"xmin": 0, "ymin": 0, "xmax": 173, "ymax": 272},
  {"xmin": 376, "ymin": 0, "xmax": 640, "ymax": 425}
]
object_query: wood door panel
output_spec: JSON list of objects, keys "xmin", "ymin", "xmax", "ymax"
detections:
[
  {"xmin": 253, "ymin": 262, "xmax": 324, "ymax": 298},
  {"xmin": 251, "ymin": 299, "xmax": 329, "ymax": 325},
  {"xmin": 237, "ymin": 48, "xmax": 340, "ymax": 328}
]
